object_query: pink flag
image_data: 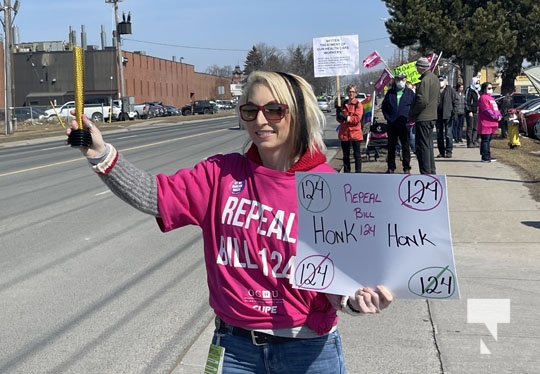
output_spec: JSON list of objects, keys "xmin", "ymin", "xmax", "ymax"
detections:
[
  {"xmin": 429, "ymin": 52, "xmax": 442, "ymax": 71},
  {"xmin": 363, "ymin": 51, "xmax": 383, "ymax": 69},
  {"xmin": 374, "ymin": 69, "xmax": 393, "ymax": 92}
]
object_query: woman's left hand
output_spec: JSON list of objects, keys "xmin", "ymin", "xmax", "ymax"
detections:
[{"xmin": 348, "ymin": 285, "xmax": 393, "ymax": 314}]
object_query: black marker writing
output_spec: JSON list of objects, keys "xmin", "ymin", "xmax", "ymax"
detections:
[
  {"xmin": 387, "ymin": 223, "xmax": 435, "ymax": 247},
  {"xmin": 313, "ymin": 216, "xmax": 357, "ymax": 244}
]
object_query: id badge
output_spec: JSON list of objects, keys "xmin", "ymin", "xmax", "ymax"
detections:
[{"xmin": 204, "ymin": 344, "xmax": 225, "ymax": 374}]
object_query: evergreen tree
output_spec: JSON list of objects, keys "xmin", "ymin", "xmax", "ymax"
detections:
[
  {"xmin": 289, "ymin": 46, "xmax": 307, "ymax": 76},
  {"xmin": 264, "ymin": 54, "xmax": 283, "ymax": 72},
  {"xmin": 243, "ymin": 47, "xmax": 263, "ymax": 76},
  {"xmin": 383, "ymin": 0, "xmax": 540, "ymax": 93}
]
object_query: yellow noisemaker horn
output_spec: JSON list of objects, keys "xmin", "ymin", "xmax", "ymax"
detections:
[{"xmin": 68, "ymin": 46, "xmax": 92, "ymax": 147}]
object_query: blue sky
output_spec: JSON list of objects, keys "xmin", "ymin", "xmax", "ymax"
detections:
[{"xmin": 14, "ymin": 0, "xmax": 393, "ymax": 73}]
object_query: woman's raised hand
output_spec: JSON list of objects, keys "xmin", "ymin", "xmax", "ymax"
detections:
[{"xmin": 65, "ymin": 111, "xmax": 106, "ymax": 157}]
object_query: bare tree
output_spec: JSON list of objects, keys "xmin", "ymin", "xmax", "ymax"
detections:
[{"xmin": 205, "ymin": 65, "xmax": 234, "ymax": 78}]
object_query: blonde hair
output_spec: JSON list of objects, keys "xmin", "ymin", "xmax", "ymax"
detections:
[{"xmin": 238, "ymin": 71, "xmax": 326, "ymax": 159}]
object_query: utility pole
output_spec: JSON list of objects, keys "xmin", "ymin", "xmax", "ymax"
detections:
[
  {"xmin": 106, "ymin": 0, "xmax": 131, "ymax": 120},
  {"xmin": 113, "ymin": 1, "xmax": 125, "ymax": 101},
  {"xmin": 2, "ymin": 0, "xmax": 18, "ymax": 135}
]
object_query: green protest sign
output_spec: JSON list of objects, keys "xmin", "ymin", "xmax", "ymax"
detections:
[{"xmin": 394, "ymin": 61, "xmax": 421, "ymax": 85}]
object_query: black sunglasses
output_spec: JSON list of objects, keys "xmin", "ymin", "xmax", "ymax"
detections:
[{"xmin": 239, "ymin": 103, "xmax": 289, "ymax": 121}]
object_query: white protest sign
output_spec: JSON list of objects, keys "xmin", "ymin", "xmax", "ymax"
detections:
[
  {"xmin": 294, "ymin": 172, "xmax": 460, "ymax": 299},
  {"xmin": 313, "ymin": 35, "xmax": 359, "ymax": 77}
]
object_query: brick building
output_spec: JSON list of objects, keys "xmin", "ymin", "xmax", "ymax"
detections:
[{"xmin": 1, "ymin": 41, "xmax": 232, "ymax": 108}]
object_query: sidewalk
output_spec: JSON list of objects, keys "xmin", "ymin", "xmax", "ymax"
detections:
[{"xmin": 172, "ymin": 140, "xmax": 540, "ymax": 373}]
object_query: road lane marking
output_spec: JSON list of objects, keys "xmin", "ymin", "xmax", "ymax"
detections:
[
  {"xmin": 40, "ymin": 146, "xmax": 66, "ymax": 151},
  {"xmin": 0, "ymin": 128, "xmax": 227, "ymax": 177},
  {"xmin": 116, "ymin": 135, "xmax": 139, "ymax": 140}
]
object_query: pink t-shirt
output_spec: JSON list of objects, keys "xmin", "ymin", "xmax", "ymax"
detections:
[{"xmin": 155, "ymin": 153, "xmax": 338, "ymax": 334}]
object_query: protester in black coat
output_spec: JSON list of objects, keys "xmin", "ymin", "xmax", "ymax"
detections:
[
  {"xmin": 381, "ymin": 72, "xmax": 415, "ymax": 173},
  {"xmin": 464, "ymin": 77, "xmax": 480, "ymax": 147},
  {"xmin": 436, "ymin": 75, "xmax": 459, "ymax": 158}
]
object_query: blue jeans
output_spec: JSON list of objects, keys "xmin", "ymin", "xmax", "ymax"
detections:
[
  {"xmin": 452, "ymin": 114, "xmax": 464, "ymax": 141},
  {"xmin": 480, "ymin": 133, "xmax": 493, "ymax": 160},
  {"xmin": 212, "ymin": 325, "xmax": 346, "ymax": 373},
  {"xmin": 436, "ymin": 118, "xmax": 453, "ymax": 155}
]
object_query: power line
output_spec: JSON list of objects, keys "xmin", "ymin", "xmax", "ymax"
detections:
[
  {"xmin": 123, "ymin": 38, "xmax": 248, "ymax": 52},
  {"xmin": 122, "ymin": 36, "xmax": 390, "ymax": 53}
]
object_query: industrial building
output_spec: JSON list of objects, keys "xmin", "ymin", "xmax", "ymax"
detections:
[{"xmin": 0, "ymin": 24, "xmax": 235, "ymax": 114}]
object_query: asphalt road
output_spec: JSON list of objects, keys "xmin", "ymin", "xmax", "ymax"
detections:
[
  {"xmin": 0, "ymin": 116, "xmax": 249, "ymax": 374},
  {"xmin": 3, "ymin": 113, "xmax": 539, "ymax": 374}
]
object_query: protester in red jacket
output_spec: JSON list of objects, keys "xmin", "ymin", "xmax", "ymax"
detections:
[{"xmin": 337, "ymin": 84, "xmax": 364, "ymax": 172}]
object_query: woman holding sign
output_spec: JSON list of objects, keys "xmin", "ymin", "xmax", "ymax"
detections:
[
  {"xmin": 337, "ymin": 84, "xmax": 364, "ymax": 173},
  {"xmin": 66, "ymin": 71, "xmax": 392, "ymax": 373}
]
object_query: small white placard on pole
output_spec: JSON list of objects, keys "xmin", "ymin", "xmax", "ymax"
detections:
[{"xmin": 313, "ymin": 35, "xmax": 359, "ymax": 77}]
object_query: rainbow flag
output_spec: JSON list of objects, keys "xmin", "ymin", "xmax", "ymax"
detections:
[{"xmin": 361, "ymin": 93, "xmax": 375, "ymax": 124}]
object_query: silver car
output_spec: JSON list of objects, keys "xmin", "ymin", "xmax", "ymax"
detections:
[{"xmin": 317, "ymin": 97, "xmax": 332, "ymax": 113}]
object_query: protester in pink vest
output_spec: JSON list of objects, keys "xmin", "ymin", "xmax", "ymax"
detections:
[
  {"xmin": 477, "ymin": 81, "xmax": 502, "ymax": 163},
  {"xmin": 66, "ymin": 71, "xmax": 392, "ymax": 373}
]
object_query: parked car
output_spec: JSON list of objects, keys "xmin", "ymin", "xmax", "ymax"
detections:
[
  {"xmin": 44, "ymin": 101, "xmax": 120, "ymax": 122},
  {"xmin": 511, "ymin": 98, "xmax": 540, "ymax": 139},
  {"xmin": 515, "ymin": 97, "xmax": 540, "ymax": 115},
  {"xmin": 317, "ymin": 97, "xmax": 332, "ymax": 112},
  {"xmin": 112, "ymin": 100, "xmax": 137, "ymax": 120},
  {"xmin": 163, "ymin": 105, "xmax": 181, "ymax": 116},
  {"xmin": 148, "ymin": 102, "xmax": 166, "ymax": 117},
  {"xmin": 134, "ymin": 103, "xmax": 150, "ymax": 119},
  {"xmin": 522, "ymin": 108, "xmax": 540, "ymax": 139},
  {"xmin": 14, "ymin": 107, "xmax": 46, "ymax": 122},
  {"xmin": 181, "ymin": 100, "xmax": 216, "ymax": 115},
  {"xmin": 147, "ymin": 105, "xmax": 161, "ymax": 118},
  {"xmin": 497, "ymin": 93, "xmax": 540, "ymax": 108},
  {"xmin": 215, "ymin": 100, "xmax": 235, "ymax": 110}
]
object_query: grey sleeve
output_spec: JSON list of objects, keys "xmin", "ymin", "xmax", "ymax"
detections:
[{"xmin": 88, "ymin": 147, "xmax": 159, "ymax": 216}]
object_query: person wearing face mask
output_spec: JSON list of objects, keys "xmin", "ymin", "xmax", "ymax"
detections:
[
  {"xmin": 381, "ymin": 72, "xmax": 415, "ymax": 173},
  {"xmin": 435, "ymin": 75, "xmax": 459, "ymax": 158},
  {"xmin": 477, "ymin": 81, "xmax": 502, "ymax": 162},
  {"xmin": 464, "ymin": 77, "xmax": 481, "ymax": 148},
  {"xmin": 406, "ymin": 81, "xmax": 417, "ymax": 155}
]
